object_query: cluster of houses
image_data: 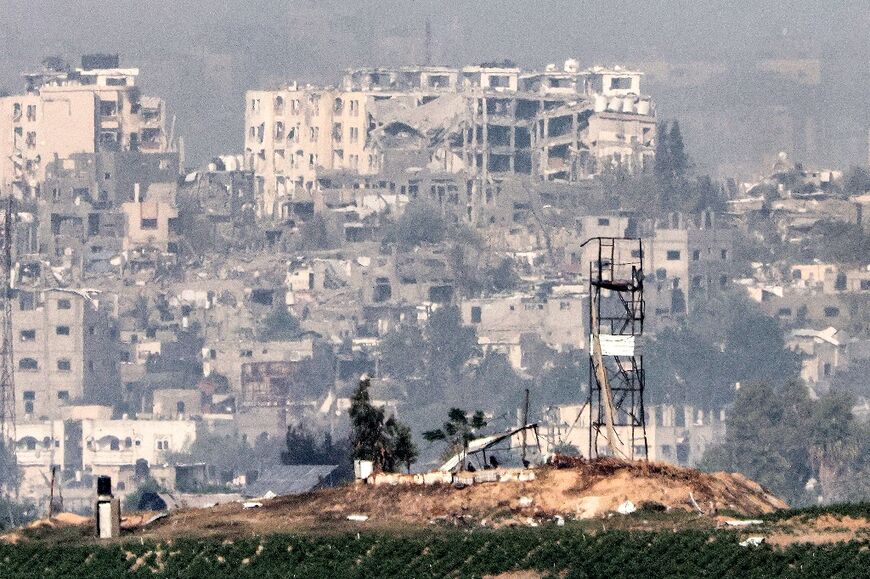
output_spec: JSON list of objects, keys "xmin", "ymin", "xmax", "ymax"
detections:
[{"xmin": 0, "ymin": 55, "xmax": 866, "ymax": 513}]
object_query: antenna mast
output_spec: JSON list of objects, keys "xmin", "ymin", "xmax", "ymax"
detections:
[
  {"xmin": 583, "ymin": 237, "xmax": 647, "ymax": 460},
  {"xmin": 424, "ymin": 19, "xmax": 432, "ymax": 66}
]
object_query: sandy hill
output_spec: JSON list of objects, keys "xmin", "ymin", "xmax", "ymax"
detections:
[{"xmin": 124, "ymin": 458, "xmax": 787, "ymax": 539}]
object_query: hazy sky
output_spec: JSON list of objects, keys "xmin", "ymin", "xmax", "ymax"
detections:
[{"xmin": 2, "ymin": 1, "xmax": 869, "ymax": 175}]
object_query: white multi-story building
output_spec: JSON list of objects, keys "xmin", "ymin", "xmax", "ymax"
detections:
[
  {"xmin": 0, "ymin": 54, "xmax": 170, "ymax": 197},
  {"xmin": 245, "ymin": 61, "xmax": 656, "ymax": 221}
]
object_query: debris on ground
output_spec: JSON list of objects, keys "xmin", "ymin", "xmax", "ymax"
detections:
[
  {"xmin": 723, "ymin": 519, "xmax": 763, "ymax": 527},
  {"xmin": 617, "ymin": 500, "xmax": 637, "ymax": 515},
  {"xmin": 739, "ymin": 536, "xmax": 766, "ymax": 547}
]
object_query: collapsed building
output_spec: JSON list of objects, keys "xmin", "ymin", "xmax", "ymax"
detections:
[
  {"xmin": 245, "ymin": 61, "xmax": 656, "ymax": 222},
  {"xmin": 177, "ymin": 155, "xmax": 258, "ymax": 253},
  {"xmin": 39, "ymin": 151, "xmax": 181, "ymax": 278}
]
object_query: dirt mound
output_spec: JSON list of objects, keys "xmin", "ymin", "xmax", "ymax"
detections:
[
  {"xmin": 547, "ymin": 457, "xmax": 787, "ymax": 516},
  {"xmin": 52, "ymin": 512, "xmax": 90, "ymax": 526},
  {"xmin": 133, "ymin": 459, "xmax": 786, "ymax": 539}
]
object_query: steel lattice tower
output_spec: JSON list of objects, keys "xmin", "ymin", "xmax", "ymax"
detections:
[
  {"xmin": 582, "ymin": 237, "xmax": 648, "ymax": 460},
  {"xmin": 0, "ymin": 199, "xmax": 16, "ymax": 470}
]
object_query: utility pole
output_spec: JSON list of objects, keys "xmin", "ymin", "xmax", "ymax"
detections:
[
  {"xmin": 521, "ymin": 388, "xmax": 530, "ymax": 466},
  {"xmin": 424, "ymin": 19, "xmax": 432, "ymax": 66}
]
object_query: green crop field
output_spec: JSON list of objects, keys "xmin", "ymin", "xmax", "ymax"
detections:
[{"xmin": 1, "ymin": 527, "xmax": 868, "ymax": 578}]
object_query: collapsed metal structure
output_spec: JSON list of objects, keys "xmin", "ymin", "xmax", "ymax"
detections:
[{"xmin": 583, "ymin": 237, "xmax": 647, "ymax": 460}]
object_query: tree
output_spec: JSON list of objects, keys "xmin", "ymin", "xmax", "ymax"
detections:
[
  {"xmin": 812, "ymin": 221, "xmax": 870, "ymax": 265},
  {"xmin": 425, "ymin": 305, "xmax": 477, "ymax": 381},
  {"xmin": 486, "ymin": 258, "xmax": 519, "ymax": 293},
  {"xmin": 693, "ymin": 175, "xmax": 727, "ymax": 214},
  {"xmin": 378, "ymin": 322, "xmax": 425, "ymax": 379},
  {"xmin": 721, "ymin": 301, "xmax": 802, "ymax": 386},
  {"xmin": 298, "ymin": 214, "xmax": 334, "ymax": 251},
  {"xmin": 349, "ymin": 377, "xmax": 415, "ymax": 473},
  {"xmin": 124, "ymin": 477, "xmax": 166, "ymax": 510},
  {"xmin": 700, "ymin": 381, "xmax": 812, "ymax": 504},
  {"xmin": 552, "ymin": 442, "xmax": 581, "ymax": 457},
  {"xmin": 806, "ymin": 391, "xmax": 860, "ymax": 503},
  {"xmin": 282, "ymin": 425, "xmax": 350, "ymax": 466},
  {"xmin": 165, "ymin": 428, "xmax": 275, "ymax": 483},
  {"xmin": 538, "ymin": 350, "xmax": 586, "ymax": 406},
  {"xmin": 258, "ymin": 306, "xmax": 300, "ymax": 341},
  {"xmin": 667, "ymin": 120, "xmax": 688, "ymax": 179},
  {"xmin": 466, "ymin": 351, "xmax": 528, "ymax": 412},
  {"xmin": 387, "ymin": 201, "xmax": 446, "ymax": 248},
  {"xmin": 644, "ymin": 295, "xmax": 801, "ymax": 409},
  {"xmin": 131, "ymin": 294, "xmax": 150, "ymax": 328},
  {"xmin": 700, "ymin": 383, "xmax": 865, "ymax": 505},
  {"xmin": 41, "ymin": 56, "xmax": 70, "ymax": 72},
  {"xmin": 349, "ymin": 377, "xmax": 388, "ymax": 465},
  {"xmin": 0, "ymin": 441, "xmax": 19, "ymax": 498},
  {"xmin": 422, "ymin": 408, "xmax": 487, "ymax": 459},
  {"xmin": 843, "ymin": 165, "xmax": 870, "ymax": 196},
  {"xmin": 448, "ymin": 226, "xmax": 487, "ymax": 297},
  {"xmin": 653, "ymin": 120, "xmax": 672, "ymax": 182},
  {"xmin": 385, "ymin": 417, "xmax": 418, "ymax": 473}
]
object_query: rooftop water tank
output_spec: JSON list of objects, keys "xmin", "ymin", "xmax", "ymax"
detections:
[
  {"xmin": 593, "ymin": 94, "xmax": 608, "ymax": 112},
  {"xmin": 636, "ymin": 99, "xmax": 651, "ymax": 115}
]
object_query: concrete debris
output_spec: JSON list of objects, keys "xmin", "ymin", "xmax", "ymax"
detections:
[
  {"xmin": 617, "ymin": 500, "xmax": 637, "ymax": 515},
  {"xmin": 739, "ymin": 536, "xmax": 766, "ymax": 547}
]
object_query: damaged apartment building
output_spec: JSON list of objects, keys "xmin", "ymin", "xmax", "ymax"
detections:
[
  {"xmin": 8, "ymin": 288, "xmax": 119, "ymax": 422},
  {"xmin": 177, "ymin": 155, "xmax": 258, "ymax": 252},
  {"xmin": 0, "ymin": 54, "xmax": 172, "ymax": 199},
  {"xmin": 245, "ymin": 61, "xmax": 656, "ymax": 223},
  {"xmin": 39, "ymin": 151, "xmax": 181, "ymax": 278}
]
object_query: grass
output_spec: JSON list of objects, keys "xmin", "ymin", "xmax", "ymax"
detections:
[{"xmin": 761, "ymin": 502, "xmax": 870, "ymax": 522}]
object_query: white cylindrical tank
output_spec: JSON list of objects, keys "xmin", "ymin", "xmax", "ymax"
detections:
[
  {"xmin": 221, "ymin": 155, "xmax": 239, "ymax": 172},
  {"xmin": 622, "ymin": 96, "xmax": 635, "ymax": 113},
  {"xmin": 593, "ymin": 94, "xmax": 608, "ymax": 112},
  {"xmin": 636, "ymin": 99, "xmax": 651, "ymax": 115},
  {"xmin": 564, "ymin": 58, "xmax": 580, "ymax": 73},
  {"xmin": 607, "ymin": 97, "xmax": 623, "ymax": 112}
]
